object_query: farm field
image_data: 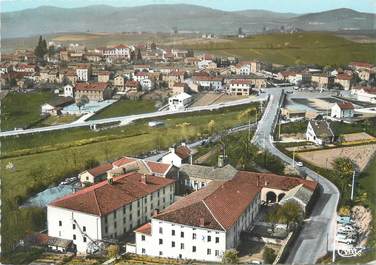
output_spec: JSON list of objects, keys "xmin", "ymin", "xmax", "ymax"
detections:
[
  {"xmin": 191, "ymin": 92, "xmax": 246, "ymax": 107},
  {"xmin": 1, "ymin": 103, "xmax": 258, "ymax": 257},
  {"xmin": 184, "ymin": 32, "xmax": 376, "ymax": 66},
  {"xmin": 90, "ymin": 99, "xmax": 157, "ymax": 120},
  {"xmin": 297, "ymin": 144, "xmax": 376, "ymax": 171},
  {"xmin": 342, "ymin": 132, "xmax": 375, "ymax": 143},
  {"xmin": 1, "ymin": 91, "xmax": 54, "ymax": 130}
]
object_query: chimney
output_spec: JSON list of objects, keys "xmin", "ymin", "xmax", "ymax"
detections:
[
  {"xmin": 199, "ymin": 217, "xmax": 205, "ymax": 227},
  {"xmin": 141, "ymin": 174, "xmax": 147, "ymax": 184},
  {"xmin": 107, "ymin": 171, "xmax": 114, "ymax": 184}
]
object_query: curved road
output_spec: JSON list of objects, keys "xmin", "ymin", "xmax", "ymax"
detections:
[
  {"xmin": 252, "ymin": 87, "xmax": 340, "ymax": 264},
  {"xmin": 0, "ymin": 96, "xmax": 267, "ymax": 138}
]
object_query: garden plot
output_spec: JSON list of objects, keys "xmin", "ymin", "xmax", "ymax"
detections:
[
  {"xmin": 297, "ymin": 144, "xmax": 376, "ymax": 171},
  {"xmin": 342, "ymin": 132, "xmax": 375, "ymax": 143}
]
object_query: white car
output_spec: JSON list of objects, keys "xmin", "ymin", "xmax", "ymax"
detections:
[
  {"xmin": 296, "ymin": 161, "xmax": 303, "ymax": 167},
  {"xmin": 338, "ymin": 225, "xmax": 355, "ymax": 232},
  {"xmin": 337, "ymin": 237, "xmax": 356, "ymax": 245}
]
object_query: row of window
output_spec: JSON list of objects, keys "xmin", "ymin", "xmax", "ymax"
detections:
[
  {"xmin": 156, "ymin": 234, "xmax": 220, "ymax": 244},
  {"xmin": 141, "ymin": 248, "xmax": 220, "ymax": 257}
]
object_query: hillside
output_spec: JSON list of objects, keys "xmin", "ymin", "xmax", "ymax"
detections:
[
  {"xmin": 1, "ymin": 4, "xmax": 375, "ymax": 38},
  {"xmin": 184, "ymin": 32, "xmax": 376, "ymax": 66}
]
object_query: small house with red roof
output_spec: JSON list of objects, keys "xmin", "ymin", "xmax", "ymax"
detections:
[
  {"xmin": 335, "ymin": 73, "xmax": 353, "ymax": 90},
  {"xmin": 161, "ymin": 143, "xmax": 193, "ymax": 168},
  {"xmin": 331, "ymin": 101, "xmax": 355, "ymax": 119},
  {"xmin": 48, "ymin": 172, "xmax": 175, "ymax": 253}
]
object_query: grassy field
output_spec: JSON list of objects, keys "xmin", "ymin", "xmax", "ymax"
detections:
[
  {"xmin": 1, "ymin": 91, "xmax": 54, "ymax": 130},
  {"xmin": 90, "ymin": 99, "xmax": 157, "ymax": 120},
  {"xmin": 184, "ymin": 32, "xmax": 376, "ymax": 66},
  {"xmin": 1, "ymin": 104, "xmax": 258, "ymax": 259}
]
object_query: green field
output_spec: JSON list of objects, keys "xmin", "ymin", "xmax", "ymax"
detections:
[
  {"xmin": 1, "ymin": 104, "xmax": 258, "ymax": 260},
  {"xmin": 90, "ymin": 99, "xmax": 157, "ymax": 120},
  {"xmin": 185, "ymin": 32, "xmax": 376, "ymax": 66},
  {"xmin": 1, "ymin": 91, "xmax": 54, "ymax": 130}
]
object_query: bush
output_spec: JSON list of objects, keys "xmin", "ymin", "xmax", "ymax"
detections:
[
  {"xmin": 263, "ymin": 247, "xmax": 277, "ymax": 264},
  {"xmin": 222, "ymin": 249, "xmax": 239, "ymax": 264},
  {"xmin": 106, "ymin": 244, "xmax": 120, "ymax": 259}
]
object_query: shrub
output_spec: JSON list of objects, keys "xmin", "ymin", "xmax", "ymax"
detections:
[
  {"xmin": 222, "ymin": 249, "xmax": 239, "ymax": 264},
  {"xmin": 263, "ymin": 247, "xmax": 277, "ymax": 264}
]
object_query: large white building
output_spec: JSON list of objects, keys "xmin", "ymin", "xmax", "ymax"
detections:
[
  {"xmin": 134, "ymin": 171, "xmax": 318, "ymax": 262},
  {"xmin": 76, "ymin": 64, "xmax": 91, "ymax": 82},
  {"xmin": 168, "ymin": 92, "xmax": 192, "ymax": 111},
  {"xmin": 227, "ymin": 80, "xmax": 252, "ymax": 96},
  {"xmin": 193, "ymin": 76, "xmax": 223, "ymax": 91},
  {"xmin": 103, "ymin": 44, "xmax": 131, "ymax": 58},
  {"xmin": 48, "ymin": 172, "xmax": 175, "ymax": 253},
  {"xmin": 351, "ymin": 87, "xmax": 376, "ymax": 103}
]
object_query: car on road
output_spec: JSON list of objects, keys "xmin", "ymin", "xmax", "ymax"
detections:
[{"xmin": 296, "ymin": 161, "xmax": 303, "ymax": 167}]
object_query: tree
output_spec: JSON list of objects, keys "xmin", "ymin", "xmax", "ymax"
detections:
[
  {"xmin": 279, "ymin": 202, "xmax": 303, "ymax": 231},
  {"xmin": 85, "ymin": 158, "xmax": 100, "ymax": 169},
  {"xmin": 34, "ymin": 35, "xmax": 48, "ymax": 60},
  {"xmin": 130, "ymin": 50, "xmax": 136, "ymax": 61},
  {"xmin": 263, "ymin": 247, "xmax": 277, "ymax": 264},
  {"xmin": 136, "ymin": 48, "xmax": 142, "ymax": 61},
  {"xmin": 331, "ymin": 157, "xmax": 356, "ymax": 201},
  {"xmin": 77, "ymin": 95, "xmax": 89, "ymax": 111},
  {"xmin": 238, "ymin": 27, "xmax": 243, "ymax": 35},
  {"xmin": 222, "ymin": 249, "xmax": 239, "ymax": 264},
  {"xmin": 106, "ymin": 244, "xmax": 119, "ymax": 259},
  {"xmin": 208, "ymin": 120, "xmax": 216, "ymax": 135},
  {"xmin": 48, "ymin": 45, "xmax": 56, "ymax": 57},
  {"xmin": 266, "ymin": 205, "xmax": 282, "ymax": 233}
]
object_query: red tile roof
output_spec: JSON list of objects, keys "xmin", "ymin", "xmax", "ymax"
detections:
[
  {"xmin": 337, "ymin": 101, "xmax": 354, "ymax": 110},
  {"xmin": 75, "ymin": 82, "xmax": 109, "ymax": 91},
  {"xmin": 113, "ymin": 44, "xmax": 129, "ymax": 49},
  {"xmin": 113, "ymin": 157, "xmax": 136, "ymax": 167},
  {"xmin": 336, "ymin": 74, "xmax": 352, "ymax": 80},
  {"xmin": 125, "ymin": 80, "xmax": 140, "ymax": 87},
  {"xmin": 194, "ymin": 76, "xmax": 223, "ymax": 82},
  {"xmin": 230, "ymin": 79, "xmax": 253, "ymax": 85},
  {"xmin": 50, "ymin": 172, "xmax": 175, "ymax": 216},
  {"xmin": 135, "ymin": 223, "xmax": 152, "ymax": 235},
  {"xmin": 87, "ymin": 163, "xmax": 113, "ymax": 177},
  {"xmin": 155, "ymin": 171, "xmax": 317, "ymax": 231},
  {"xmin": 175, "ymin": 145, "xmax": 191, "ymax": 160},
  {"xmin": 113, "ymin": 156, "xmax": 171, "ymax": 176},
  {"xmin": 351, "ymin": 62, "xmax": 374, "ymax": 68}
]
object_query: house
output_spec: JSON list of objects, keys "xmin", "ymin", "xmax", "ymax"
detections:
[
  {"xmin": 14, "ymin": 63, "xmax": 36, "ymax": 73},
  {"xmin": 74, "ymin": 82, "xmax": 113, "ymax": 102},
  {"xmin": 79, "ymin": 163, "xmax": 113, "ymax": 185},
  {"xmin": 331, "ymin": 102, "xmax": 354, "ymax": 119},
  {"xmin": 311, "ymin": 74, "xmax": 334, "ymax": 88},
  {"xmin": 197, "ymin": 60, "xmax": 217, "ymax": 70},
  {"xmin": 164, "ymin": 71, "xmax": 186, "ymax": 88},
  {"xmin": 358, "ymin": 70, "xmax": 372, "ymax": 81},
  {"xmin": 133, "ymin": 72, "xmax": 150, "ymax": 82},
  {"xmin": 76, "ymin": 64, "xmax": 91, "ymax": 82},
  {"xmin": 161, "ymin": 143, "xmax": 193, "ymax": 168},
  {"xmin": 171, "ymin": 83, "xmax": 189, "ymax": 95},
  {"xmin": 86, "ymin": 53, "xmax": 103, "ymax": 62},
  {"xmin": 224, "ymin": 75, "xmax": 267, "ymax": 89},
  {"xmin": 349, "ymin": 62, "xmax": 374, "ymax": 72},
  {"xmin": 41, "ymin": 97, "xmax": 74, "ymax": 116},
  {"xmin": 125, "ymin": 80, "xmax": 140, "ymax": 93},
  {"xmin": 335, "ymin": 74, "xmax": 353, "ymax": 90},
  {"xmin": 179, "ymin": 164, "xmax": 237, "ymax": 192},
  {"xmin": 103, "ymin": 44, "xmax": 131, "ymax": 59},
  {"xmin": 192, "ymin": 76, "xmax": 223, "ymax": 91},
  {"xmin": 134, "ymin": 171, "xmax": 317, "ymax": 262},
  {"xmin": 97, "ymin": 71, "xmax": 111, "ymax": 83},
  {"xmin": 306, "ymin": 120, "xmax": 335, "ymax": 145},
  {"xmin": 227, "ymin": 79, "xmax": 252, "ymax": 96},
  {"xmin": 0, "ymin": 63, "xmax": 12, "ymax": 74},
  {"xmin": 351, "ymin": 87, "xmax": 376, "ymax": 103},
  {"xmin": 48, "ymin": 172, "xmax": 175, "ymax": 253},
  {"xmin": 140, "ymin": 79, "xmax": 154, "ymax": 91},
  {"xmin": 279, "ymin": 184, "xmax": 315, "ymax": 214},
  {"xmin": 235, "ymin": 61, "xmax": 261, "ymax": 75},
  {"xmin": 114, "ymin": 75, "xmax": 125, "ymax": 91},
  {"xmin": 168, "ymin": 92, "xmax": 193, "ymax": 111},
  {"xmin": 63, "ymin": 84, "xmax": 74, "ymax": 98}
]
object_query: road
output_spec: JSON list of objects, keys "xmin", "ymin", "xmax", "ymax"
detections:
[
  {"xmin": 0, "ymin": 95, "xmax": 267, "ymax": 138},
  {"xmin": 252, "ymin": 87, "xmax": 340, "ymax": 264}
]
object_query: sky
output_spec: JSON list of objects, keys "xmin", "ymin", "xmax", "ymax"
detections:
[{"xmin": 1, "ymin": 0, "xmax": 376, "ymax": 13}]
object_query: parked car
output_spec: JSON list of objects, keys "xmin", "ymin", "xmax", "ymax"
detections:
[
  {"xmin": 296, "ymin": 161, "xmax": 303, "ymax": 167},
  {"xmin": 337, "ymin": 237, "xmax": 356, "ymax": 245}
]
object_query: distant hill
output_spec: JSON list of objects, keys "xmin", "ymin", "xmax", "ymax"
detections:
[{"xmin": 1, "ymin": 4, "xmax": 375, "ymax": 38}]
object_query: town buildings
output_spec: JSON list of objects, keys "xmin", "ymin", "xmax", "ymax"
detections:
[
  {"xmin": 168, "ymin": 92, "xmax": 193, "ymax": 111},
  {"xmin": 74, "ymin": 82, "xmax": 112, "ymax": 102},
  {"xmin": 331, "ymin": 102, "xmax": 355, "ymax": 119}
]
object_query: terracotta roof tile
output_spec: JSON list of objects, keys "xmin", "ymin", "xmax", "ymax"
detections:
[
  {"xmin": 75, "ymin": 82, "xmax": 109, "ymax": 91},
  {"xmin": 87, "ymin": 162, "xmax": 113, "ymax": 177},
  {"xmin": 135, "ymin": 223, "xmax": 152, "ymax": 235},
  {"xmin": 175, "ymin": 145, "xmax": 191, "ymax": 160},
  {"xmin": 50, "ymin": 172, "xmax": 175, "ymax": 216}
]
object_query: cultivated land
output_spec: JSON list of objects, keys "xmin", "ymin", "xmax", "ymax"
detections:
[
  {"xmin": 1, "ymin": 91, "xmax": 54, "ymax": 130},
  {"xmin": 89, "ymin": 99, "xmax": 157, "ymax": 120},
  {"xmin": 297, "ymin": 144, "xmax": 376, "ymax": 171},
  {"xmin": 1, "ymin": 103, "xmax": 258, "ymax": 256},
  {"xmin": 184, "ymin": 32, "xmax": 376, "ymax": 66}
]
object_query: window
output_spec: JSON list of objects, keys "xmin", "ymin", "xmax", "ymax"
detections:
[
  {"xmin": 142, "ymin": 235, "xmax": 145, "ymax": 241},
  {"xmin": 137, "ymin": 201, "xmax": 140, "ymax": 207},
  {"xmin": 123, "ymin": 206, "xmax": 126, "ymax": 214},
  {"xmin": 215, "ymin": 237, "xmax": 219, "ymax": 243},
  {"xmin": 73, "ymin": 234, "xmax": 76, "ymax": 240},
  {"xmin": 129, "ymin": 214, "xmax": 132, "ymax": 221},
  {"xmin": 172, "ymin": 230, "xmax": 175, "ymax": 236},
  {"xmin": 159, "ymin": 251, "xmax": 163, "ymax": 256},
  {"xmin": 171, "ymin": 241, "xmax": 175, "ymax": 247},
  {"xmin": 142, "ymin": 248, "xmax": 146, "ymax": 254},
  {"xmin": 181, "ymin": 231, "xmax": 184, "ymax": 238},
  {"xmin": 83, "ymin": 237, "xmax": 87, "ymax": 243},
  {"xmin": 207, "ymin": 249, "xmax": 211, "ymax": 255},
  {"xmin": 105, "ymin": 226, "xmax": 108, "ymax": 233},
  {"xmin": 180, "ymin": 243, "xmax": 184, "ymax": 250},
  {"xmin": 137, "ymin": 210, "xmax": 140, "ymax": 217},
  {"xmin": 73, "ymin": 224, "xmax": 76, "ymax": 230},
  {"xmin": 192, "ymin": 233, "xmax": 196, "ymax": 240},
  {"xmin": 159, "ymin": 227, "xmax": 163, "ymax": 234},
  {"xmin": 159, "ymin": 239, "xmax": 163, "ymax": 245},
  {"xmin": 123, "ymin": 217, "xmax": 126, "ymax": 224},
  {"xmin": 83, "ymin": 226, "xmax": 86, "ymax": 232},
  {"xmin": 114, "ymin": 222, "xmax": 117, "ymax": 228},
  {"xmin": 192, "ymin": 246, "xmax": 196, "ymax": 252},
  {"xmin": 179, "ymin": 254, "xmax": 182, "ymax": 259},
  {"xmin": 207, "ymin": 236, "xmax": 211, "ymax": 242},
  {"xmin": 215, "ymin": 250, "xmax": 219, "ymax": 256},
  {"xmin": 114, "ymin": 211, "xmax": 117, "ymax": 218},
  {"xmin": 130, "ymin": 204, "xmax": 132, "ymax": 211},
  {"xmin": 58, "ymin": 221, "xmax": 62, "ymax": 226}
]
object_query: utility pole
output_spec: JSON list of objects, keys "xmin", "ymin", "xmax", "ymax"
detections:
[
  {"xmin": 278, "ymin": 120, "xmax": 281, "ymax": 141},
  {"xmin": 351, "ymin": 170, "xmax": 356, "ymax": 201}
]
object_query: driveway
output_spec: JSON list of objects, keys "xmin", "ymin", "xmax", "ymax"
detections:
[{"xmin": 252, "ymin": 87, "xmax": 340, "ymax": 264}]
